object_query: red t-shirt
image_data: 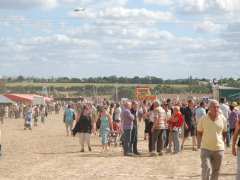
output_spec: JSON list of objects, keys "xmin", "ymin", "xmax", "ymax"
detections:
[{"xmin": 169, "ymin": 112, "xmax": 184, "ymax": 129}]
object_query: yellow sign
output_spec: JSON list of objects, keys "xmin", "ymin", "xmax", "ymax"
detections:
[{"xmin": 136, "ymin": 86, "xmax": 157, "ymax": 101}]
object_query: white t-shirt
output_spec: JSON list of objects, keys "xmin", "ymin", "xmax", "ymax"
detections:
[
  {"xmin": 219, "ymin": 103, "xmax": 230, "ymax": 120},
  {"xmin": 114, "ymin": 107, "xmax": 121, "ymax": 121}
]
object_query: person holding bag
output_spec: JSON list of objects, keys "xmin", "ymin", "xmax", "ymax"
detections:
[{"xmin": 74, "ymin": 105, "xmax": 93, "ymax": 152}]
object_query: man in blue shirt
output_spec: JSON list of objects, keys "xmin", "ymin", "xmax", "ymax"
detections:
[{"xmin": 64, "ymin": 104, "xmax": 75, "ymax": 136}]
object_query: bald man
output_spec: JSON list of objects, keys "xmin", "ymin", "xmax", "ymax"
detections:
[{"xmin": 197, "ymin": 100, "xmax": 227, "ymax": 180}]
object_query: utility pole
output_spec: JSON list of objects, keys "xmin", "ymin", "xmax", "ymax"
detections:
[{"xmin": 115, "ymin": 84, "xmax": 118, "ymax": 102}]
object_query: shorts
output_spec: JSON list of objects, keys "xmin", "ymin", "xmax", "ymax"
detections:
[{"xmin": 184, "ymin": 125, "xmax": 196, "ymax": 138}]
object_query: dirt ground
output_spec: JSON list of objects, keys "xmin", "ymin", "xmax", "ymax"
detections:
[{"xmin": 0, "ymin": 111, "xmax": 237, "ymax": 180}]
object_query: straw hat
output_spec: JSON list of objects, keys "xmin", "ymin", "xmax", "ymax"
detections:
[{"xmin": 231, "ymin": 101, "xmax": 238, "ymax": 107}]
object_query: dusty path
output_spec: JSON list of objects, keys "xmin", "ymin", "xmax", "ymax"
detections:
[{"xmin": 0, "ymin": 111, "xmax": 237, "ymax": 180}]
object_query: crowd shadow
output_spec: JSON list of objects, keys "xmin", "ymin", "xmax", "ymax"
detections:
[
  {"xmin": 35, "ymin": 150, "xmax": 154, "ymax": 158},
  {"xmin": 220, "ymin": 173, "xmax": 237, "ymax": 177},
  {"xmin": 169, "ymin": 172, "xmax": 237, "ymax": 179}
]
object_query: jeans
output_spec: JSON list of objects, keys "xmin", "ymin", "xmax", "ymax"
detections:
[
  {"xmin": 226, "ymin": 125, "xmax": 230, "ymax": 147},
  {"xmin": 123, "ymin": 129, "xmax": 132, "ymax": 155},
  {"xmin": 172, "ymin": 130, "xmax": 180, "ymax": 153},
  {"xmin": 163, "ymin": 129, "xmax": 169, "ymax": 148},
  {"xmin": 201, "ymin": 149, "xmax": 224, "ymax": 180},
  {"xmin": 130, "ymin": 125, "xmax": 138, "ymax": 153},
  {"xmin": 152, "ymin": 129, "xmax": 164, "ymax": 152}
]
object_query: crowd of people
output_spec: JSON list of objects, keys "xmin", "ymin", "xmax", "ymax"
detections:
[
  {"xmin": 1, "ymin": 97, "xmax": 240, "ymax": 180},
  {"xmin": 0, "ymin": 102, "xmax": 61, "ymax": 156},
  {"xmin": 60, "ymin": 97, "xmax": 240, "ymax": 180}
]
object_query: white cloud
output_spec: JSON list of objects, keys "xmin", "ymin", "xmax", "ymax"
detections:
[
  {"xmin": 178, "ymin": 0, "xmax": 210, "ymax": 13},
  {"xmin": 0, "ymin": 0, "xmax": 58, "ymax": 9},
  {"xmin": 66, "ymin": 0, "xmax": 128, "ymax": 9},
  {"xmin": 71, "ymin": 7, "xmax": 174, "ymax": 21},
  {"xmin": 144, "ymin": 0, "xmax": 172, "ymax": 5},
  {"xmin": 216, "ymin": 0, "xmax": 240, "ymax": 11},
  {"xmin": 178, "ymin": 0, "xmax": 240, "ymax": 13},
  {"xmin": 195, "ymin": 20, "xmax": 225, "ymax": 33}
]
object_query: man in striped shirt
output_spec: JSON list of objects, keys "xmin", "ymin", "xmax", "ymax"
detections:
[{"xmin": 151, "ymin": 101, "xmax": 167, "ymax": 156}]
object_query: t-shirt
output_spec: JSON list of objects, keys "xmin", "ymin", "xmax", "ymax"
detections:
[
  {"xmin": 219, "ymin": 103, "xmax": 230, "ymax": 120},
  {"xmin": 121, "ymin": 108, "xmax": 134, "ymax": 130},
  {"xmin": 64, "ymin": 108, "xmax": 75, "ymax": 124},
  {"xmin": 153, "ymin": 107, "xmax": 166, "ymax": 129},
  {"xmin": 78, "ymin": 115, "xmax": 92, "ymax": 133},
  {"xmin": 114, "ymin": 107, "xmax": 121, "ymax": 121},
  {"xmin": 182, "ymin": 107, "xmax": 195, "ymax": 127},
  {"xmin": 195, "ymin": 107, "xmax": 206, "ymax": 124},
  {"xmin": 228, "ymin": 110, "xmax": 239, "ymax": 129},
  {"xmin": 130, "ymin": 108, "xmax": 138, "ymax": 127},
  {"xmin": 197, "ymin": 114, "xmax": 227, "ymax": 151}
]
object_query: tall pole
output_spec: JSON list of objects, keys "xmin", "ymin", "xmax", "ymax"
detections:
[{"xmin": 115, "ymin": 84, "xmax": 118, "ymax": 102}]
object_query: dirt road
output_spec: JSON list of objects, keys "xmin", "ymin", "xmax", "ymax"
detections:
[{"xmin": 0, "ymin": 112, "xmax": 237, "ymax": 180}]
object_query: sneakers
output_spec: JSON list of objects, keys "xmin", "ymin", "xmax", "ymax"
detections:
[{"xmin": 80, "ymin": 149, "xmax": 84, "ymax": 152}]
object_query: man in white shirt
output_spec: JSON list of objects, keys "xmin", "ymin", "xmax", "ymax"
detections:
[
  {"xmin": 219, "ymin": 97, "xmax": 230, "ymax": 147},
  {"xmin": 195, "ymin": 101, "xmax": 207, "ymax": 149}
]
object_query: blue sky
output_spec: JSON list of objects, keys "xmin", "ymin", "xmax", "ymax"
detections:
[{"xmin": 0, "ymin": 0, "xmax": 240, "ymax": 79}]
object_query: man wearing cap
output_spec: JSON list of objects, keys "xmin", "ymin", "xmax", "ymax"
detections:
[{"xmin": 197, "ymin": 100, "xmax": 227, "ymax": 180}]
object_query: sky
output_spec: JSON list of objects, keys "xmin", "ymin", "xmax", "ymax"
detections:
[{"xmin": 0, "ymin": 0, "xmax": 240, "ymax": 79}]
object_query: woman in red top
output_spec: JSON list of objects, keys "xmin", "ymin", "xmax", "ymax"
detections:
[{"xmin": 167, "ymin": 106, "xmax": 183, "ymax": 154}]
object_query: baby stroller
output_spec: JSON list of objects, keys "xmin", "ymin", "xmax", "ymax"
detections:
[{"xmin": 108, "ymin": 122, "xmax": 121, "ymax": 147}]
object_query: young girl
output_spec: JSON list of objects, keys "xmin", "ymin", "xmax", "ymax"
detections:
[{"xmin": 99, "ymin": 107, "xmax": 113, "ymax": 152}]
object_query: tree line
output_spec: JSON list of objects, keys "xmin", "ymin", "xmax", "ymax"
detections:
[{"xmin": 4, "ymin": 75, "xmax": 209, "ymax": 85}]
